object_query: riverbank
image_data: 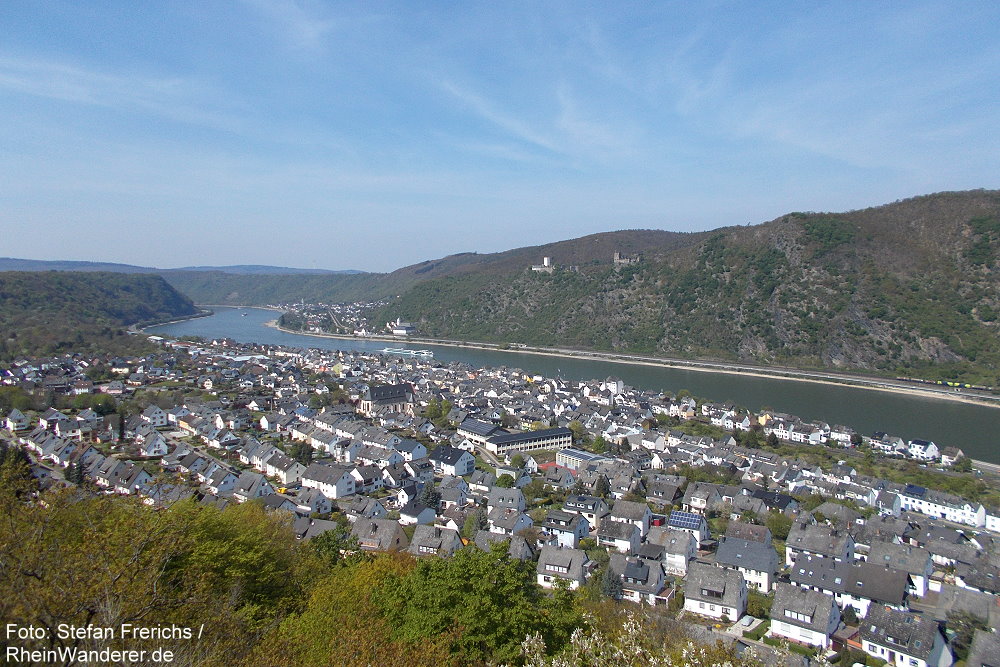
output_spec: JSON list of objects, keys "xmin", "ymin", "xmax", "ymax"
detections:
[
  {"xmin": 264, "ymin": 321, "xmax": 1000, "ymax": 410},
  {"xmin": 137, "ymin": 308, "xmax": 215, "ymax": 330}
]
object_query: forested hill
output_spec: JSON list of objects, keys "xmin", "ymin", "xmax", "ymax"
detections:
[
  {"xmin": 0, "ymin": 271, "xmax": 197, "ymax": 359},
  {"xmin": 369, "ymin": 190, "xmax": 1000, "ymax": 386}
]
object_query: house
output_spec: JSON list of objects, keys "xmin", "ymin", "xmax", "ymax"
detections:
[
  {"xmin": 645, "ymin": 527, "xmax": 697, "ymax": 576},
  {"xmin": 768, "ymin": 583, "xmax": 840, "ymax": 649},
  {"xmin": 295, "ymin": 487, "xmax": 332, "ymax": 515},
  {"xmin": 301, "ymin": 463, "xmax": 357, "ymax": 499},
  {"xmin": 907, "ymin": 439, "xmax": 940, "ymax": 462},
  {"xmin": 666, "ymin": 510, "xmax": 710, "ymax": 545},
  {"xmin": 206, "ymin": 469, "xmax": 239, "ymax": 496},
  {"xmin": 597, "ymin": 520, "xmax": 640, "ymax": 554},
  {"xmin": 429, "ymin": 445, "xmax": 475, "ymax": 477},
  {"xmin": 407, "ymin": 525, "xmax": 463, "ymax": 557},
  {"xmin": 786, "ymin": 522, "xmax": 855, "ymax": 566},
  {"xmin": 966, "ymin": 629, "xmax": 1000, "ymax": 667},
  {"xmin": 488, "ymin": 488, "xmax": 526, "ymax": 513},
  {"xmin": 790, "ymin": 556, "xmax": 910, "ymax": 619},
  {"xmin": 137, "ymin": 431, "xmax": 169, "ymax": 457},
  {"xmin": 474, "ymin": 531, "xmax": 535, "ymax": 562},
  {"xmin": 897, "ymin": 484, "xmax": 986, "ymax": 528},
  {"xmin": 860, "ymin": 606, "xmax": 953, "ymax": 667},
  {"xmin": 536, "ymin": 545, "xmax": 589, "ymax": 590},
  {"xmin": 232, "ymin": 471, "xmax": 274, "ymax": 503},
  {"xmin": 683, "ymin": 562, "xmax": 747, "ymax": 621},
  {"xmin": 264, "ymin": 452, "xmax": 306, "ymax": 485},
  {"xmin": 140, "ymin": 405, "xmax": 168, "ymax": 428},
  {"xmin": 562, "ymin": 494, "xmax": 610, "ymax": 529},
  {"xmin": 715, "ymin": 537, "xmax": 779, "ymax": 592},
  {"xmin": 608, "ymin": 554, "xmax": 671, "ymax": 606},
  {"xmin": 399, "ymin": 500, "xmax": 436, "ymax": 526},
  {"xmin": 726, "ymin": 521, "xmax": 772, "ymax": 544},
  {"xmin": 5, "ymin": 408, "xmax": 29, "ymax": 432},
  {"xmin": 342, "ymin": 496, "xmax": 387, "ymax": 523},
  {"xmin": 867, "ymin": 542, "xmax": 934, "ymax": 597},
  {"xmin": 487, "ymin": 507, "xmax": 533, "ymax": 536},
  {"xmin": 609, "ymin": 500, "xmax": 652, "ymax": 537},
  {"xmin": 350, "ymin": 518, "xmax": 409, "ymax": 552},
  {"xmin": 543, "ymin": 510, "xmax": 590, "ymax": 548},
  {"xmin": 681, "ymin": 482, "xmax": 724, "ymax": 515}
]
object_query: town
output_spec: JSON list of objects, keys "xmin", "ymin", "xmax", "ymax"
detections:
[{"xmin": 3, "ymin": 332, "xmax": 999, "ymax": 666}]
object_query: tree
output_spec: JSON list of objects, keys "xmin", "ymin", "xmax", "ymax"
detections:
[
  {"xmin": 495, "ymin": 474, "xmax": 515, "ymax": 488},
  {"xmin": 947, "ymin": 610, "xmax": 989, "ymax": 661},
  {"xmin": 567, "ymin": 420, "xmax": 586, "ymax": 443},
  {"xmin": 311, "ymin": 524, "xmax": 363, "ymax": 567},
  {"xmin": 372, "ymin": 543, "xmax": 584, "ymax": 664},
  {"xmin": 765, "ymin": 511, "xmax": 792, "ymax": 540},
  {"xmin": 600, "ymin": 565, "xmax": 623, "ymax": 600},
  {"xmin": 462, "ymin": 506, "xmax": 488, "ymax": 539},
  {"xmin": 510, "ymin": 454, "xmax": 524, "ymax": 469},
  {"xmin": 594, "ymin": 475, "xmax": 611, "ymax": 499},
  {"xmin": 291, "ymin": 441, "xmax": 314, "ymax": 465},
  {"xmin": 841, "ymin": 604, "xmax": 858, "ymax": 626},
  {"xmin": 419, "ymin": 482, "xmax": 441, "ymax": 510},
  {"xmin": 591, "ymin": 435, "xmax": 609, "ymax": 454},
  {"xmin": 747, "ymin": 590, "xmax": 772, "ymax": 618},
  {"xmin": 766, "ymin": 432, "xmax": 779, "ymax": 448}
]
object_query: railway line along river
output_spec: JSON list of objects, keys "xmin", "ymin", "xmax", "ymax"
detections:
[{"xmin": 147, "ymin": 307, "xmax": 1000, "ymax": 464}]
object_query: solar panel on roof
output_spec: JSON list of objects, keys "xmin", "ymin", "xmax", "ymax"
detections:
[{"xmin": 668, "ymin": 510, "xmax": 703, "ymax": 530}]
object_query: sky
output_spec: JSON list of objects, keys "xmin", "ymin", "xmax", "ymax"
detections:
[{"xmin": 2, "ymin": 1, "xmax": 998, "ymax": 272}]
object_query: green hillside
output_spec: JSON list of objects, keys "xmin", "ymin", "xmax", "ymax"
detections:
[
  {"xmin": 0, "ymin": 271, "xmax": 198, "ymax": 360},
  {"xmin": 369, "ymin": 191, "xmax": 1000, "ymax": 386}
]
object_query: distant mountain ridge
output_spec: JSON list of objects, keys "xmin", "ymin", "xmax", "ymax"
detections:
[
  {"xmin": 365, "ymin": 190, "xmax": 1000, "ymax": 385},
  {"xmin": 5, "ymin": 189, "xmax": 1000, "ymax": 384},
  {"xmin": 0, "ymin": 258, "xmax": 364, "ymax": 275}
]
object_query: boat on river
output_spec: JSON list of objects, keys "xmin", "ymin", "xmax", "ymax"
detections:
[{"xmin": 381, "ymin": 347, "xmax": 434, "ymax": 358}]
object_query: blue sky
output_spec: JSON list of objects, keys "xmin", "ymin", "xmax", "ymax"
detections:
[{"xmin": 2, "ymin": 1, "xmax": 998, "ymax": 272}]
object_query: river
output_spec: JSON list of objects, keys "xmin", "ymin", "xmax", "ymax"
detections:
[{"xmin": 147, "ymin": 307, "xmax": 1000, "ymax": 463}]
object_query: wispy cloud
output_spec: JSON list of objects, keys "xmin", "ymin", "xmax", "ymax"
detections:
[
  {"xmin": 0, "ymin": 56, "xmax": 245, "ymax": 132},
  {"xmin": 439, "ymin": 80, "xmax": 560, "ymax": 154},
  {"xmin": 241, "ymin": 0, "xmax": 337, "ymax": 54}
]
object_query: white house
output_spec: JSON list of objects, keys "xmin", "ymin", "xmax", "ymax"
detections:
[
  {"xmin": 301, "ymin": 462, "xmax": 356, "ymax": 499},
  {"xmin": 860, "ymin": 606, "xmax": 953, "ymax": 667},
  {"xmin": 768, "ymin": 583, "xmax": 840, "ymax": 649}
]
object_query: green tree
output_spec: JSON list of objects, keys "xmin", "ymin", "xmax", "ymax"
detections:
[
  {"xmin": 461, "ymin": 506, "xmax": 488, "ymax": 539},
  {"xmin": 373, "ymin": 543, "xmax": 584, "ymax": 664},
  {"xmin": 947, "ymin": 610, "xmax": 989, "ymax": 661},
  {"xmin": 591, "ymin": 435, "xmax": 609, "ymax": 454},
  {"xmin": 747, "ymin": 590, "xmax": 772, "ymax": 618},
  {"xmin": 600, "ymin": 565, "xmax": 623, "ymax": 600},
  {"xmin": 510, "ymin": 454, "xmax": 525, "ymax": 469},
  {"xmin": 311, "ymin": 524, "xmax": 363, "ymax": 567},
  {"xmin": 495, "ymin": 474, "xmax": 515, "ymax": 488},
  {"xmin": 765, "ymin": 511, "xmax": 792, "ymax": 540},
  {"xmin": 567, "ymin": 420, "xmax": 586, "ymax": 443},
  {"xmin": 419, "ymin": 482, "xmax": 441, "ymax": 509},
  {"xmin": 594, "ymin": 475, "xmax": 611, "ymax": 499}
]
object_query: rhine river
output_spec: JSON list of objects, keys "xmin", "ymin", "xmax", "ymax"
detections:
[{"xmin": 148, "ymin": 307, "xmax": 1000, "ymax": 464}]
